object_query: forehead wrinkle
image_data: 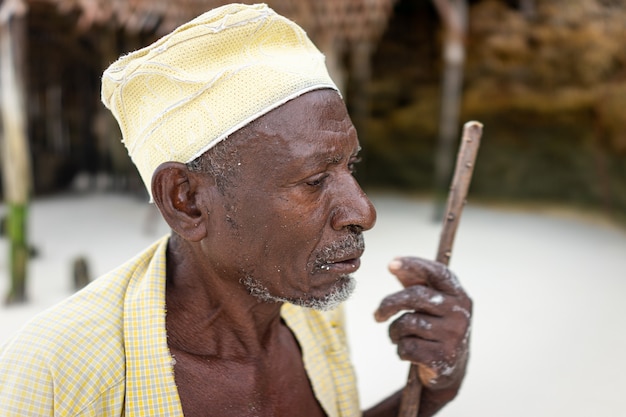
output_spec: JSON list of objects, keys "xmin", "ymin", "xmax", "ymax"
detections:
[
  {"xmin": 318, "ymin": 123, "xmax": 358, "ymax": 144},
  {"xmin": 318, "ymin": 119, "xmax": 355, "ymax": 133}
]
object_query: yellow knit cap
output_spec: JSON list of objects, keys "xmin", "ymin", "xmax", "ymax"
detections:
[{"xmin": 101, "ymin": 3, "xmax": 338, "ymax": 199}]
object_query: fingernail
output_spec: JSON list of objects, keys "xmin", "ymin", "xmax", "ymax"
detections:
[
  {"xmin": 388, "ymin": 259, "xmax": 402, "ymax": 271},
  {"xmin": 373, "ymin": 310, "xmax": 385, "ymax": 323}
]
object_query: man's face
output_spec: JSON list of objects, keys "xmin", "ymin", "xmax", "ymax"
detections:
[{"xmin": 200, "ymin": 89, "xmax": 377, "ymax": 310}]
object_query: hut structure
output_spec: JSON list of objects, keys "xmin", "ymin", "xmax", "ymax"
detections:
[{"xmin": 8, "ymin": 0, "xmax": 396, "ymax": 196}]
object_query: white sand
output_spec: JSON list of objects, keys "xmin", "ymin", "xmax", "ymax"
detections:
[{"xmin": 1, "ymin": 192, "xmax": 625, "ymax": 416}]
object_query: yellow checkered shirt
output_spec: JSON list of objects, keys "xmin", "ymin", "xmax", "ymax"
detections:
[{"xmin": 0, "ymin": 236, "xmax": 361, "ymax": 416}]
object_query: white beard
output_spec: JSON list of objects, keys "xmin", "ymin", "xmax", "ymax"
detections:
[{"xmin": 241, "ymin": 274, "xmax": 356, "ymax": 311}]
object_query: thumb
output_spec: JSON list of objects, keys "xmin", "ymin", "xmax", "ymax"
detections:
[{"xmin": 389, "ymin": 257, "xmax": 461, "ymax": 295}]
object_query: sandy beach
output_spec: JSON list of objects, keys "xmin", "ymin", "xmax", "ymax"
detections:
[{"xmin": 1, "ymin": 192, "xmax": 625, "ymax": 416}]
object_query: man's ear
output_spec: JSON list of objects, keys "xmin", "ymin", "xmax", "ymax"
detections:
[{"xmin": 151, "ymin": 162, "xmax": 209, "ymax": 242}]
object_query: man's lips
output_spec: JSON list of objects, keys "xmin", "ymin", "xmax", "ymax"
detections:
[
  {"xmin": 313, "ymin": 232, "xmax": 365, "ymax": 274},
  {"xmin": 319, "ymin": 255, "xmax": 362, "ymax": 274}
]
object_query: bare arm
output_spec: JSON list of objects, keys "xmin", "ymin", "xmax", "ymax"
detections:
[{"xmin": 363, "ymin": 383, "xmax": 464, "ymax": 417}]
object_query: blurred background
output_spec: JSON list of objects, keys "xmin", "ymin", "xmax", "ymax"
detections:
[
  {"xmin": 0, "ymin": 0, "xmax": 625, "ymax": 415},
  {"xmin": 1, "ymin": 0, "xmax": 625, "ymax": 214}
]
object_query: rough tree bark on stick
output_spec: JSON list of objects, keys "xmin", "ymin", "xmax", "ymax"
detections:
[
  {"xmin": 398, "ymin": 121, "xmax": 482, "ymax": 417},
  {"xmin": 432, "ymin": 0, "xmax": 468, "ymax": 219},
  {"xmin": 0, "ymin": 0, "xmax": 32, "ymax": 304}
]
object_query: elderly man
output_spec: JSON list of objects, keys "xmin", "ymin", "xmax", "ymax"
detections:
[{"xmin": 0, "ymin": 4, "xmax": 471, "ymax": 417}]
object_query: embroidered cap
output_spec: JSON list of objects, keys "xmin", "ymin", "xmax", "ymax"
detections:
[{"xmin": 101, "ymin": 3, "xmax": 338, "ymax": 199}]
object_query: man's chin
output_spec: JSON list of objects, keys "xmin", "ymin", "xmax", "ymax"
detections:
[
  {"xmin": 290, "ymin": 275, "xmax": 356, "ymax": 311},
  {"xmin": 242, "ymin": 274, "xmax": 356, "ymax": 311}
]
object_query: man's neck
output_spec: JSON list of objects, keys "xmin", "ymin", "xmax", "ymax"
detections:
[{"xmin": 164, "ymin": 236, "xmax": 285, "ymax": 359}]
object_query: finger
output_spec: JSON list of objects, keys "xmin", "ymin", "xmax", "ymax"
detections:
[
  {"xmin": 389, "ymin": 257, "xmax": 462, "ymax": 295},
  {"xmin": 396, "ymin": 338, "xmax": 457, "ymax": 387},
  {"xmin": 388, "ymin": 312, "xmax": 439, "ymax": 344},
  {"xmin": 374, "ymin": 285, "xmax": 448, "ymax": 323},
  {"xmin": 389, "ymin": 312, "xmax": 468, "ymax": 347},
  {"xmin": 396, "ymin": 336, "xmax": 442, "ymax": 367}
]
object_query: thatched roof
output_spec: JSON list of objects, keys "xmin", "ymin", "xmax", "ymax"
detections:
[
  {"xmin": 9, "ymin": 0, "xmax": 398, "ymax": 196},
  {"xmin": 29, "ymin": 0, "xmax": 395, "ymax": 45}
]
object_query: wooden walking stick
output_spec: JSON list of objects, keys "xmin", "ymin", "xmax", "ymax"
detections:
[{"xmin": 397, "ymin": 121, "xmax": 483, "ymax": 417}]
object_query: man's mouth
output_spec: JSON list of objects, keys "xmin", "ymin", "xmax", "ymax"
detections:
[
  {"xmin": 313, "ymin": 233, "xmax": 365, "ymax": 274},
  {"xmin": 319, "ymin": 256, "xmax": 362, "ymax": 274}
]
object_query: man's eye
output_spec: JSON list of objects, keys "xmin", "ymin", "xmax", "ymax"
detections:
[{"xmin": 306, "ymin": 174, "xmax": 328, "ymax": 187}]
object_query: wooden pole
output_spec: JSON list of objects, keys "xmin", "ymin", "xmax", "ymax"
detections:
[
  {"xmin": 0, "ymin": 0, "xmax": 32, "ymax": 304},
  {"xmin": 432, "ymin": 0, "xmax": 468, "ymax": 220},
  {"xmin": 398, "ymin": 121, "xmax": 482, "ymax": 417}
]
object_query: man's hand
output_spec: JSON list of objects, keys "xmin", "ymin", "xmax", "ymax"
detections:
[{"xmin": 374, "ymin": 257, "xmax": 472, "ymax": 391}]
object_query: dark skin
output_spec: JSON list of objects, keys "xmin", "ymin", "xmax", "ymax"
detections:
[{"xmin": 152, "ymin": 89, "xmax": 471, "ymax": 417}]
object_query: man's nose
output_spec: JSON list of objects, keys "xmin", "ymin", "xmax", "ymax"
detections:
[{"xmin": 330, "ymin": 176, "xmax": 377, "ymax": 232}]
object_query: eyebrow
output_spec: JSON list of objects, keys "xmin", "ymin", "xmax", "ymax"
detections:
[
  {"xmin": 324, "ymin": 145, "xmax": 362, "ymax": 164},
  {"xmin": 326, "ymin": 154, "xmax": 343, "ymax": 164}
]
